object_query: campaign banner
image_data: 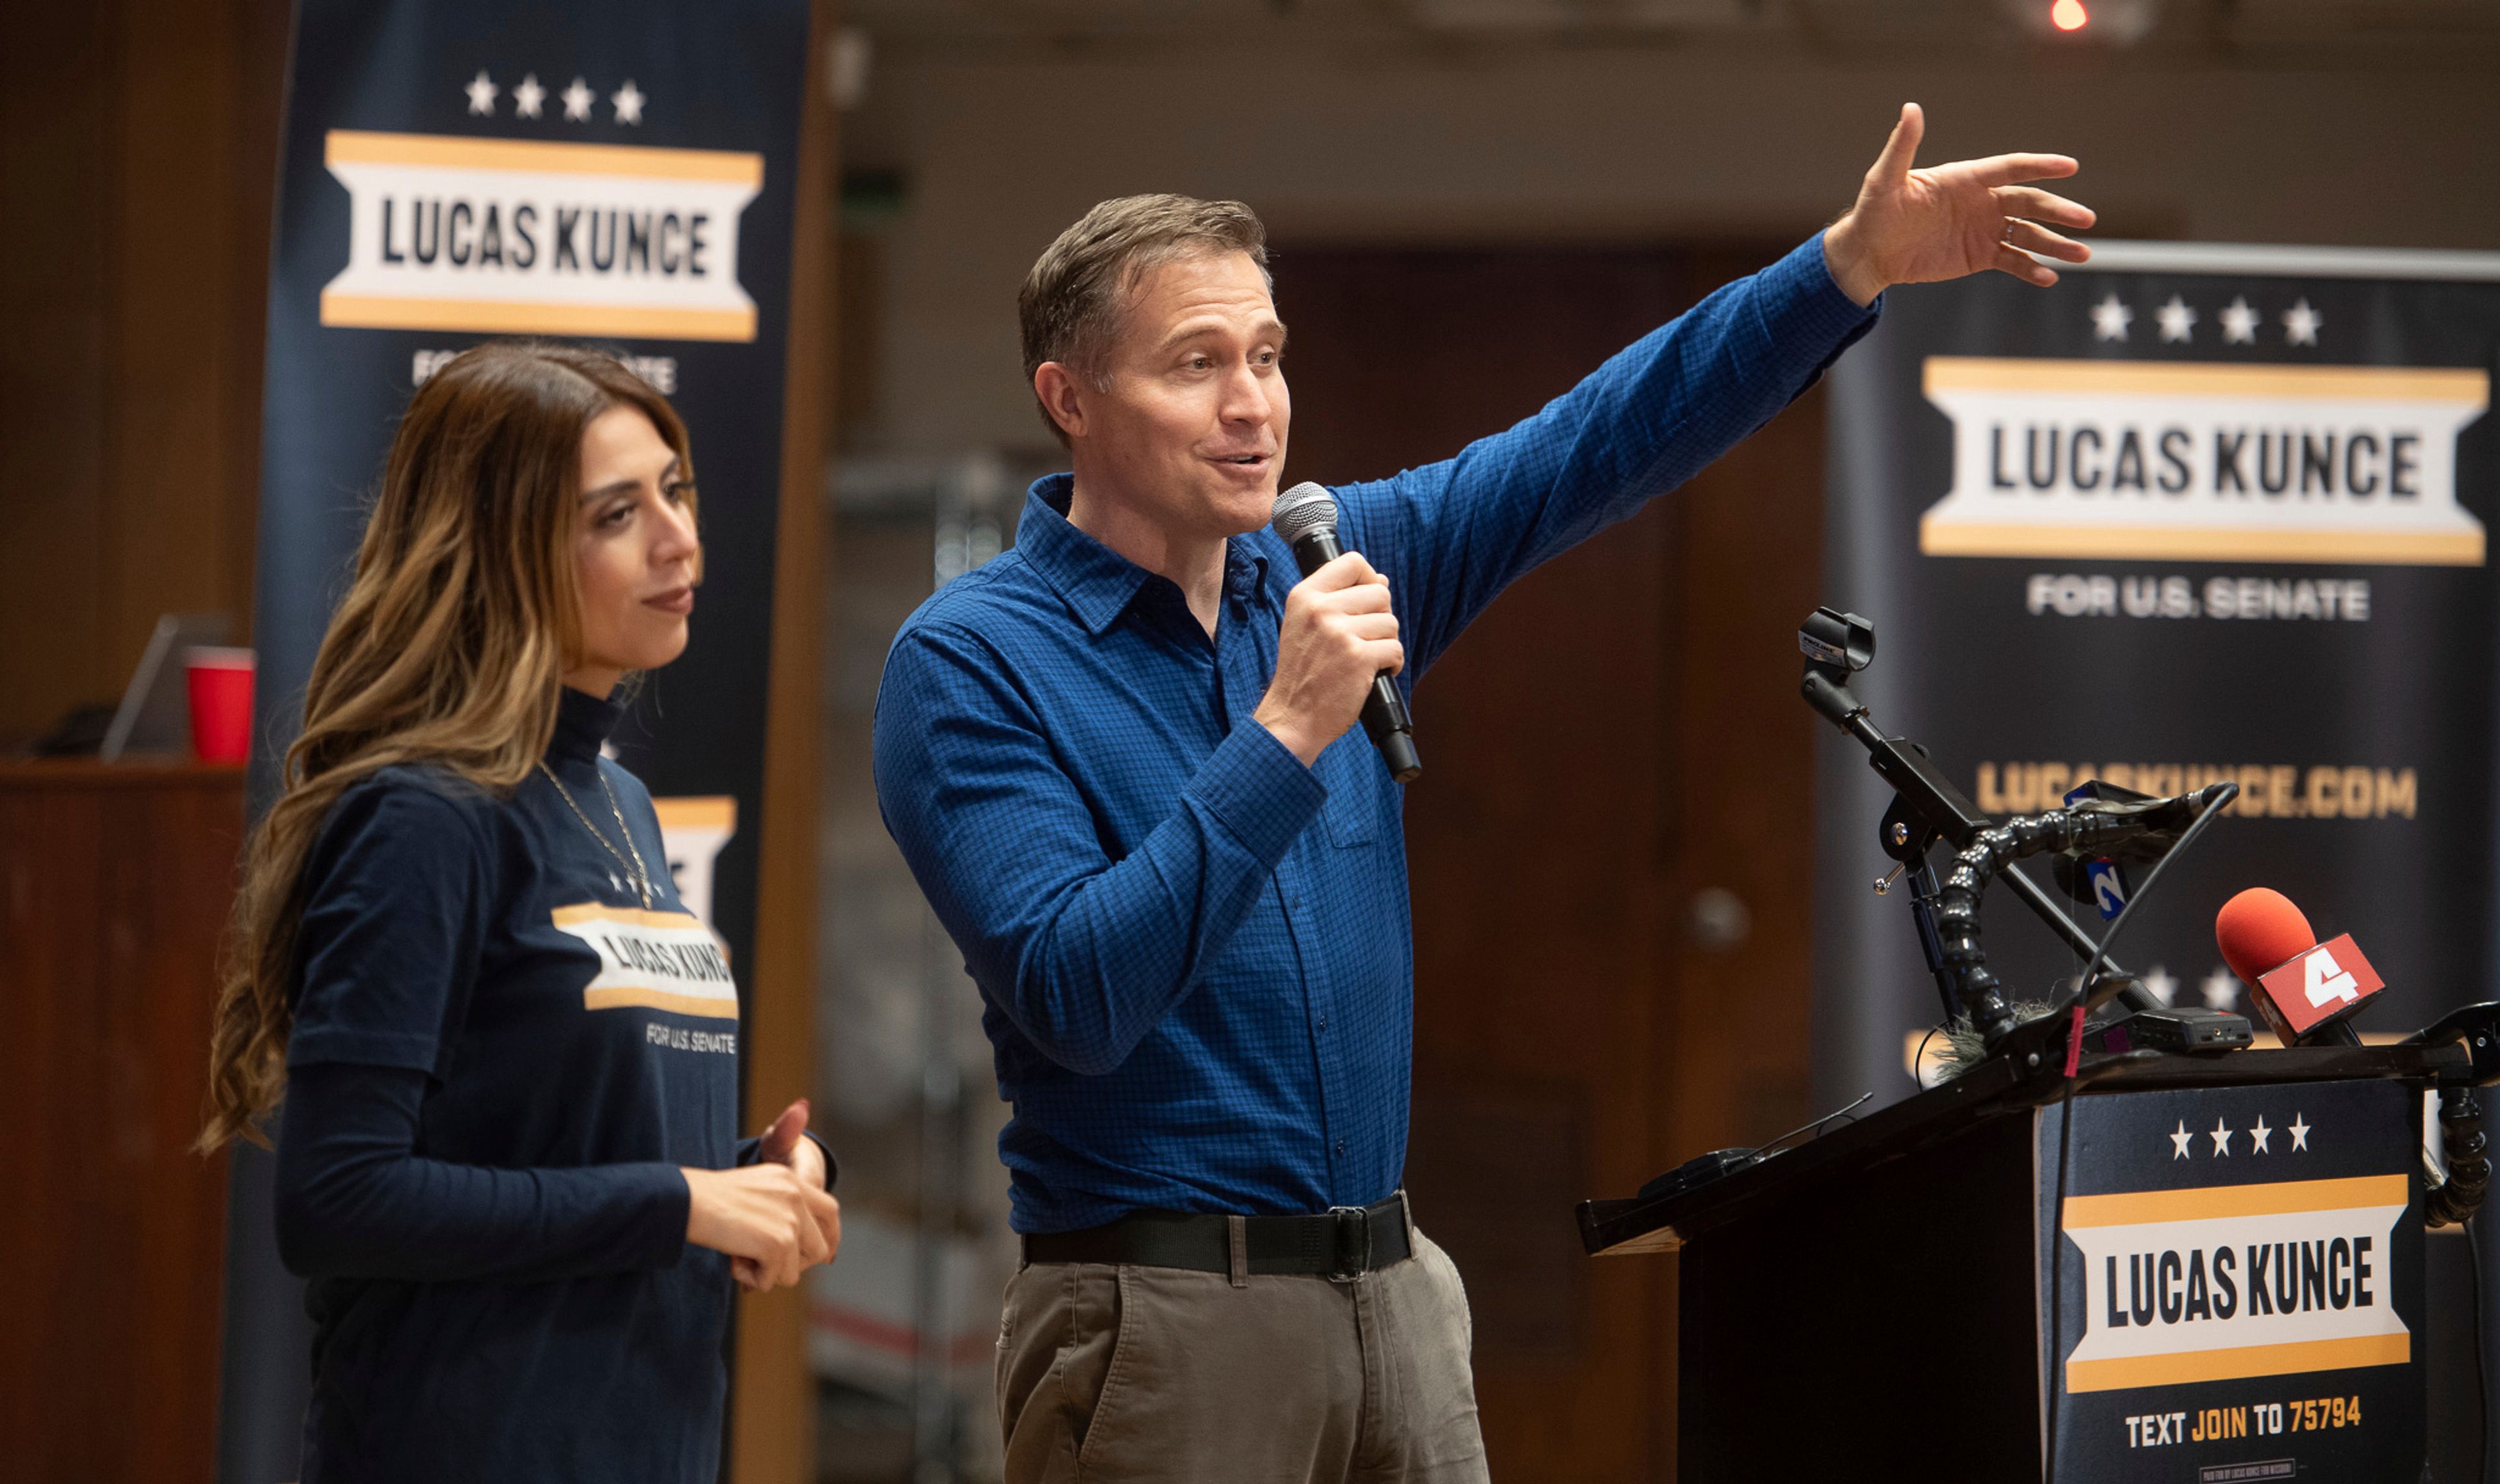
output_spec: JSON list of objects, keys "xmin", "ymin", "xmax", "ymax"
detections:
[
  {"xmin": 1812, "ymin": 244, "xmax": 2500, "ymax": 1108},
  {"xmin": 2038, "ymin": 1080, "xmax": 2424, "ymax": 1481},
  {"xmin": 224, "ymin": 3, "xmax": 807, "ymax": 1477}
]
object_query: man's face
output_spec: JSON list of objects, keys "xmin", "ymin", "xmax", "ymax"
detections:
[{"xmin": 1072, "ymin": 249, "xmax": 1290, "ymax": 541}]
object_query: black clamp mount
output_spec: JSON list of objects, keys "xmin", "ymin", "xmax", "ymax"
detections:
[
  {"xmin": 1798, "ymin": 608, "xmax": 2167, "ymax": 1052},
  {"xmin": 2406, "ymin": 1004, "xmax": 2500, "ymax": 1226}
]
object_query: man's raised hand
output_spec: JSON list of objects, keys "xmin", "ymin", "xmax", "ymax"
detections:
[{"xmin": 1820, "ymin": 103, "xmax": 2095, "ymax": 307}]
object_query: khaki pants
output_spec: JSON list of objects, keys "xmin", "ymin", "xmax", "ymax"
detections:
[{"xmin": 996, "ymin": 1226, "xmax": 1490, "ymax": 1483}]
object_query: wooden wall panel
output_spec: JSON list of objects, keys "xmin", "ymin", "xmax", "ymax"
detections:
[
  {"xmin": 0, "ymin": 5, "xmax": 114, "ymax": 739},
  {"xmin": 0, "ymin": 0, "xmax": 283, "ymax": 745}
]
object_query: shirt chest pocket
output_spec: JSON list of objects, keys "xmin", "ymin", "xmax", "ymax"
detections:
[{"xmin": 1316, "ymin": 735, "xmax": 1378, "ymax": 848}]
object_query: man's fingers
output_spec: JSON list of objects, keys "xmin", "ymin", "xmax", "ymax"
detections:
[
  {"xmin": 1307, "ymin": 551, "xmax": 1380, "ymax": 589},
  {"xmin": 2004, "ymin": 219, "xmax": 2091, "ymax": 264},
  {"xmin": 1991, "ymin": 186, "xmax": 2096, "ymax": 230},
  {"xmin": 1367, "ymin": 639, "xmax": 1407, "ymax": 677},
  {"xmin": 1991, "ymin": 243, "xmax": 2061, "ymax": 288},
  {"xmin": 1867, "ymin": 102, "xmax": 1923, "ymax": 186},
  {"xmin": 1963, "ymin": 152, "xmax": 2080, "ymax": 187},
  {"xmin": 1316, "ymin": 578, "xmax": 1394, "ymax": 615}
]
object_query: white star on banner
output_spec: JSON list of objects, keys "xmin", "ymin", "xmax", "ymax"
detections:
[
  {"xmin": 2210, "ymin": 1117, "xmax": 2234, "ymax": 1156},
  {"xmin": 562, "ymin": 76, "xmax": 595, "ymax": 121},
  {"xmin": 2283, "ymin": 298, "xmax": 2323, "ymax": 347},
  {"xmin": 2156, "ymin": 295, "xmax": 2197, "ymax": 344},
  {"xmin": 2170, "ymin": 1120, "xmax": 2193, "ymax": 1160},
  {"xmin": 2219, "ymin": 296, "xmax": 2260, "ymax": 344},
  {"xmin": 2201, "ymin": 968, "xmax": 2238, "ymax": 1011},
  {"xmin": 2290, "ymin": 1112, "xmax": 2311, "ymax": 1151},
  {"xmin": 611, "ymin": 79, "xmax": 646, "ymax": 125},
  {"xmin": 2249, "ymin": 1116, "xmax": 2273, "ymax": 1153},
  {"xmin": 2141, "ymin": 964, "xmax": 2178, "ymax": 1006},
  {"xmin": 464, "ymin": 70, "xmax": 498, "ymax": 116},
  {"xmin": 513, "ymin": 73, "xmax": 546, "ymax": 119},
  {"xmin": 2090, "ymin": 293, "xmax": 2133, "ymax": 342}
]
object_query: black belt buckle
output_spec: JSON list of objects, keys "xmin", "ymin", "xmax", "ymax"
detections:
[{"xmin": 1327, "ymin": 1205, "xmax": 1370, "ymax": 1280}]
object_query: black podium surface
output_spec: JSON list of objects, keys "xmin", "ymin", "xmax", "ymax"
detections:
[{"xmin": 1581, "ymin": 1045, "xmax": 2471, "ymax": 1483}]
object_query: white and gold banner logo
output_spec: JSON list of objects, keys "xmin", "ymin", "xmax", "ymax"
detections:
[
  {"xmin": 2061, "ymin": 1174, "xmax": 2410, "ymax": 1392},
  {"xmin": 320, "ymin": 131, "xmax": 762, "ymax": 341},
  {"xmin": 1920, "ymin": 358, "xmax": 2488, "ymax": 566},
  {"xmin": 552, "ymin": 902, "xmax": 738, "ymax": 1019}
]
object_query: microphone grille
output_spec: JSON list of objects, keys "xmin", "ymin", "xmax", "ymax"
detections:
[
  {"xmin": 2215, "ymin": 887, "xmax": 2316, "ymax": 983},
  {"xmin": 1270, "ymin": 482, "xmax": 1339, "ymax": 546}
]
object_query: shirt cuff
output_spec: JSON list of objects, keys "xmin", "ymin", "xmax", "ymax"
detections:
[
  {"xmin": 801, "ymin": 1130, "xmax": 839, "ymax": 1191},
  {"xmin": 624, "ymin": 1162, "xmax": 694, "ymax": 1270},
  {"xmin": 1779, "ymin": 231, "xmax": 1886, "ymax": 340},
  {"xmin": 734, "ymin": 1131, "xmax": 839, "ymax": 1190},
  {"xmin": 1188, "ymin": 721, "xmax": 1328, "ymax": 866},
  {"xmin": 285, "ymin": 1025, "xmax": 445, "ymax": 1075}
]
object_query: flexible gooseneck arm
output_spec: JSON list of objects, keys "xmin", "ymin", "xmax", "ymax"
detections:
[{"xmin": 1929, "ymin": 791, "xmax": 2230, "ymax": 1046}]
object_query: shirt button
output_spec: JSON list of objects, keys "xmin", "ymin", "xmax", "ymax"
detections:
[
  {"xmin": 1316, "ymin": 1014, "xmax": 1329, "ymax": 1032},
  {"xmin": 1334, "ymin": 1138, "xmax": 1348, "ymax": 1157},
  {"xmin": 1289, "ymin": 893, "xmax": 1303, "ymax": 910}
]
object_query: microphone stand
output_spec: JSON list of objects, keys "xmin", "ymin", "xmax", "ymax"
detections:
[{"xmin": 1805, "ymin": 668, "xmax": 2164, "ymax": 1029}]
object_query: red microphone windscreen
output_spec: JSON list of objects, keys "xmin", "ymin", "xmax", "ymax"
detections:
[{"xmin": 2215, "ymin": 888, "xmax": 2316, "ymax": 982}]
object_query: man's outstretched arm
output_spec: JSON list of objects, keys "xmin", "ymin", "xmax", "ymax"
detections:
[{"xmin": 1341, "ymin": 103, "xmax": 2093, "ymax": 677}]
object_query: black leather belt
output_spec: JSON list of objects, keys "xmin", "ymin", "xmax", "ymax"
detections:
[{"xmin": 1022, "ymin": 1192, "xmax": 1412, "ymax": 1279}]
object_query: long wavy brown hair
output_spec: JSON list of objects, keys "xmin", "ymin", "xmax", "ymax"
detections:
[{"xmin": 199, "ymin": 341, "xmax": 695, "ymax": 1151}]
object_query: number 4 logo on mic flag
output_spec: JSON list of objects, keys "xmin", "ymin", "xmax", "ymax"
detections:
[
  {"xmin": 2305, "ymin": 944, "xmax": 2361, "ymax": 1009},
  {"xmin": 2257, "ymin": 933, "xmax": 2385, "ymax": 1037}
]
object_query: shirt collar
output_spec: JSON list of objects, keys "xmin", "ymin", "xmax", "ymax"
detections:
[
  {"xmin": 549, "ymin": 685, "xmax": 621, "ymax": 764},
  {"xmin": 1016, "ymin": 474, "xmax": 1272, "ymax": 637}
]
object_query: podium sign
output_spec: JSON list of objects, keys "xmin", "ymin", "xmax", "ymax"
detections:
[{"xmin": 2042, "ymin": 1078, "xmax": 2424, "ymax": 1481}]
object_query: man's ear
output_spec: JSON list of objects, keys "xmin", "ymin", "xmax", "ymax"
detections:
[{"xmin": 1034, "ymin": 362, "xmax": 1087, "ymax": 441}]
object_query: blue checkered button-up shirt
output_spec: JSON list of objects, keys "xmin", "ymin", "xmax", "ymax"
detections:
[{"xmin": 873, "ymin": 234, "xmax": 1877, "ymax": 1233}]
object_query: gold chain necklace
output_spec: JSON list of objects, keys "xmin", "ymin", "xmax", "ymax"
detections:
[{"xmin": 536, "ymin": 761, "xmax": 655, "ymax": 909}]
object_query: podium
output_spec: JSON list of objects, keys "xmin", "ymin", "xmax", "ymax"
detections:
[
  {"xmin": 1580, "ymin": 1043, "xmax": 2469, "ymax": 1483},
  {"xmin": 0, "ymin": 760, "xmax": 243, "ymax": 1484}
]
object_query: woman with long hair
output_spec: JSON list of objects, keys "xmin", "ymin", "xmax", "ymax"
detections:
[{"xmin": 199, "ymin": 340, "xmax": 839, "ymax": 1482}]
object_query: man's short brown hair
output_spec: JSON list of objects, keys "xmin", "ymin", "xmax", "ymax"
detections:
[{"xmin": 1018, "ymin": 194, "xmax": 1270, "ymax": 445}]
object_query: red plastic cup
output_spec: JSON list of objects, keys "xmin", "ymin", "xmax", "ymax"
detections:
[{"xmin": 185, "ymin": 647, "xmax": 255, "ymax": 763}]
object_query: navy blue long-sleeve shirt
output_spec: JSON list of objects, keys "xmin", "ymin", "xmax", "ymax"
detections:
[
  {"xmin": 872, "ymin": 234, "xmax": 1878, "ymax": 1234},
  {"xmin": 275, "ymin": 687, "xmax": 751, "ymax": 1483}
]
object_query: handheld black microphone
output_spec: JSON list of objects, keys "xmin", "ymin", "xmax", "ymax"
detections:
[{"xmin": 1269, "ymin": 482, "xmax": 1422, "ymax": 784}]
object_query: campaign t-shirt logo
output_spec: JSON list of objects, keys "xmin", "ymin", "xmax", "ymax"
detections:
[{"xmin": 550, "ymin": 902, "xmax": 737, "ymax": 1018}]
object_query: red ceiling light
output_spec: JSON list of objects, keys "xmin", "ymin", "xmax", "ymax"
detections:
[{"xmin": 2051, "ymin": 0, "xmax": 2089, "ymax": 29}]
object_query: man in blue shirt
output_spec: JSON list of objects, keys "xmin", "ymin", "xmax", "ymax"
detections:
[{"xmin": 875, "ymin": 103, "xmax": 2093, "ymax": 1481}]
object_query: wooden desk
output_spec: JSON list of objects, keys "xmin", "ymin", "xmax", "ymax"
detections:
[{"xmin": 0, "ymin": 761, "xmax": 244, "ymax": 1483}]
